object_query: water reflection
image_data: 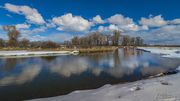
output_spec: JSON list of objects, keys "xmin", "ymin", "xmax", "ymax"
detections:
[
  {"xmin": 0, "ymin": 48, "xmax": 180, "ymax": 100},
  {"xmin": 0, "ymin": 64, "xmax": 41, "ymax": 85},
  {"xmin": 0, "ymin": 58, "xmax": 42, "ymax": 86},
  {"xmin": 0, "ymin": 48, "xmax": 179, "ymax": 84},
  {"xmin": 49, "ymin": 58, "xmax": 88, "ymax": 77},
  {"xmin": 41, "ymin": 56, "xmax": 57, "ymax": 62},
  {"xmin": 3, "ymin": 58, "xmax": 17, "ymax": 71}
]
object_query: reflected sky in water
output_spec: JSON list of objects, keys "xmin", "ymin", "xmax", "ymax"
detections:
[{"xmin": 0, "ymin": 48, "xmax": 180, "ymax": 100}]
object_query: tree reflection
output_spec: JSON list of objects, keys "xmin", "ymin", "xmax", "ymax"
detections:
[
  {"xmin": 123, "ymin": 47, "xmax": 144, "ymax": 58},
  {"xmin": 41, "ymin": 56, "xmax": 57, "ymax": 62},
  {"xmin": 113, "ymin": 49, "xmax": 121, "ymax": 68},
  {"xmin": 136, "ymin": 49, "xmax": 143, "ymax": 56},
  {"xmin": 3, "ymin": 58, "xmax": 17, "ymax": 72},
  {"xmin": 123, "ymin": 47, "xmax": 138, "ymax": 58},
  {"xmin": 83, "ymin": 52, "xmax": 113, "ymax": 68}
]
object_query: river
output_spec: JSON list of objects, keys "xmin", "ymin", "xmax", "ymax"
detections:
[{"xmin": 0, "ymin": 48, "xmax": 180, "ymax": 100}]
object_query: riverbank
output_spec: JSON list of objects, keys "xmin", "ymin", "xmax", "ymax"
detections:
[
  {"xmin": 0, "ymin": 46, "xmax": 117, "ymax": 53},
  {"xmin": 0, "ymin": 47, "xmax": 118, "ymax": 58},
  {"xmin": 0, "ymin": 50, "xmax": 79, "ymax": 58},
  {"xmin": 78, "ymin": 47, "xmax": 118, "ymax": 53}
]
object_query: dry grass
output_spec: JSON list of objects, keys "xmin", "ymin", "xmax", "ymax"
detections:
[
  {"xmin": 78, "ymin": 47, "xmax": 118, "ymax": 53},
  {"xmin": 0, "ymin": 46, "xmax": 118, "ymax": 53}
]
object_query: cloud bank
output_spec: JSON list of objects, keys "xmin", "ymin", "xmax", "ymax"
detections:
[{"xmin": 1, "ymin": 3, "xmax": 180, "ymax": 44}]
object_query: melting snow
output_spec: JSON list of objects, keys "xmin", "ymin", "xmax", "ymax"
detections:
[{"xmin": 138, "ymin": 47, "xmax": 180, "ymax": 58}]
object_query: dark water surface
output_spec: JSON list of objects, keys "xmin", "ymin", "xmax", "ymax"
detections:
[{"xmin": 0, "ymin": 48, "xmax": 180, "ymax": 100}]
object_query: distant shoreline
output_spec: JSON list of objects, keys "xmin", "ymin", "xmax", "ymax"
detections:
[
  {"xmin": 0, "ymin": 47, "xmax": 118, "ymax": 58},
  {"xmin": 0, "ymin": 46, "xmax": 118, "ymax": 53},
  {"xmin": 0, "ymin": 46, "xmax": 180, "ymax": 58}
]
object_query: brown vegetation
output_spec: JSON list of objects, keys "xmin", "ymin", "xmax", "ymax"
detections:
[
  {"xmin": 0, "ymin": 25, "xmax": 145, "ymax": 52},
  {"xmin": 67, "ymin": 30, "xmax": 144, "ymax": 48}
]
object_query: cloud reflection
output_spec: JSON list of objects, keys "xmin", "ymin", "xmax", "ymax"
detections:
[
  {"xmin": 0, "ymin": 64, "xmax": 41, "ymax": 86},
  {"xmin": 47, "ymin": 48, "xmax": 180, "ymax": 79},
  {"xmin": 49, "ymin": 58, "xmax": 89, "ymax": 77},
  {"xmin": 0, "ymin": 48, "xmax": 179, "ymax": 87},
  {"xmin": 47, "ymin": 49, "xmax": 149, "ymax": 78}
]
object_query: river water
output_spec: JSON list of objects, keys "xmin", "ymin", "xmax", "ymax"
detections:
[{"xmin": 0, "ymin": 48, "xmax": 180, "ymax": 100}]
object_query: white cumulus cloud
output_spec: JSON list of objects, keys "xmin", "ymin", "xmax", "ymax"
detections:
[
  {"xmin": 139, "ymin": 15, "xmax": 167, "ymax": 27},
  {"xmin": 92, "ymin": 15, "xmax": 105, "ymax": 24},
  {"xmin": 125, "ymin": 24, "xmax": 180, "ymax": 45},
  {"xmin": 169, "ymin": 19, "xmax": 180, "ymax": 25},
  {"xmin": 20, "ymin": 26, "xmax": 47, "ymax": 37},
  {"xmin": 108, "ymin": 14, "xmax": 134, "ymax": 25},
  {"xmin": 52, "ymin": 13, "xmax": 92, "ymax": 32},
  {"xmin": 107, "ymin": 14, "xmax": 148, "ymax": 31},
  {"xmin": 16, "ymin": 23, "xmax": 30, "ymax": 29},
  {"xmin": 98, "ymin": 24, "xmax": 122, "ymax": 32},
  {"xmin": 4, "ymin": 3, "xmax": 45, "ymax": 25}
]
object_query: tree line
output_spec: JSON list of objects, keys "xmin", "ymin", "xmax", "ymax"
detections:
[
  {"xmin": 0, "ymin": 25, "xmax": 145, "ymax": 49},
  {"xmin": 0, "ymin": 26, "xmax": 60, "ymax": 49},
  {"xmin": 66, "ymin": 30, "xmax": 144, "ymax": 48}
]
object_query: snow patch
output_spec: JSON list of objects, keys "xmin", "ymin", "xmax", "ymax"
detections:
[
  {"xmin": 176, "ymin": 66, "xmax": 180, "ymax": 71},
  {"xmin": 0, "ymin": 50, "xmax": 79, "ymax": 58},
  {"xmin": 137, "ymin": 47, "xmax": 180, "ymax": 58}
]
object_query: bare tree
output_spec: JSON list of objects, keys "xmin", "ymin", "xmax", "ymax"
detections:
[
  {"xmin": 19, "ymin": 38, "xmax": 30, "ymax": 48},
  {"xmin": 105, "ymin": 35, "xmax": 111, "ymax": 46},
  {"xmin": 69, "ymin": 30, "xmax": 144, "ymax": 48},
  {"xmin": 122, "ymin": 35, "xmax": 131, "ymax": 46},
  {"xmin": 135, "ymin": 37, "xmax": 144, "ymax": 46},
  {"xmin": 0, "ymin": 38, "xmax": 5, "ymax": 48},
  {"xmin": 43, "ymin": 41, "xmax": 59, "ymax": 48},
  {"xmin": 71, "ymin": 36, "xmax": 80, "ymax": 46},
  {"xmin": 130, "ymin": 37, "xmax": 135, "ymax": 46},
  {"xmin": 112, "ymin": 30, "xmax": 121, "ymax": 46},
  {"xmin": 3, "ymin": 26, "xmax": 20, "ymax": 47},
  {"xmin": 64, "ymin": 41, "xmax": 72, "ymax": 48}
]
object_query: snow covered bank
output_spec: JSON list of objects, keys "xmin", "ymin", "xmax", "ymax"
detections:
[
  {"xmin": 137, "ymin": 47, "xmax": 180, "ymax": 58},
  {"xmin": 29, "ymin": 66, "xmax": 180, "ymax": 101},
  {"xmin": 0, "ymin": 50, "xmax": 79, "ymax": 58}
]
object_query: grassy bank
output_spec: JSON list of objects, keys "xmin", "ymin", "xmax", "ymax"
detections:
[
  {"xmin": 78, "ymin": 47, "xmax": 118, "ymax": 53},
  {"xmin": 0, "ymin": 46, "xmax": 118, "ymax": 53}
]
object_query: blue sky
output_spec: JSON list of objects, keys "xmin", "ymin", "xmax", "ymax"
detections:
[{"xmin": 0, "ymin": 0, "xmax": 180, "ymax": 44}]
